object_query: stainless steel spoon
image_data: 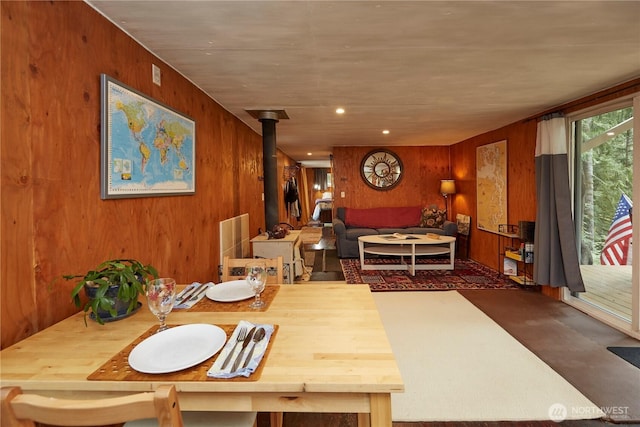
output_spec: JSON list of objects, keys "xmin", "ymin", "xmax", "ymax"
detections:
[{"xmin": 242, "ymin": 327, "xmax": 266, "ymax": 369}]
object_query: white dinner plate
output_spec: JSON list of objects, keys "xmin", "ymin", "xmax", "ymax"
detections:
[
  {"xmin": 206, "ymin": 280, "xmax": 254, "ymax": 302},
  {"xmin": 128, "ymin": 324, "xmax": 226, "ymax": 374}
]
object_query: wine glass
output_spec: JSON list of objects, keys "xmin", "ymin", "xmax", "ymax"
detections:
[
  {"xmin": 246, "ymin": 261, "xmax": 267, "ymax": 309},
  {"xmin": 146, "ymin": 278, "xmax": 177, "ymax": 332}
]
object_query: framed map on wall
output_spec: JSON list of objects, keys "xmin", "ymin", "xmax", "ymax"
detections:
[
  {"xmin": 476, "ymin": 140, "xmax": 507, "ymax": 233},
  {"xmin": 100, "ymin": 74, "xmax": 195, "ymax": 199}
]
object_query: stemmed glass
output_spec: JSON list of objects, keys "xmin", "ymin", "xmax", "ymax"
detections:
[
  {"xmin": 246, "ymin": 261, "xmax": 267, "ymax": 309},
  {"xmin": 145, "ymin": 278, "xmax": 177, "ymax": 332}
]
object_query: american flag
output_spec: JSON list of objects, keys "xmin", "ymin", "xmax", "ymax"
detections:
[{"xmin": 600, "ymin": 193, "xmax": 633, "ymax": 265}]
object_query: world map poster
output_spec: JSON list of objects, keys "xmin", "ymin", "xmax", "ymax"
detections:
[
  {"xmin": 100, "ymin": 74, "xmax": 195, "ymax": 199},
  {"xmin": 476, "ymin": 140, "xmax": 507, "ymax": 233}
]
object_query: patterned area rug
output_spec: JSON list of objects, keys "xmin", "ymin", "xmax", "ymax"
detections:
[{"xmin": 340, "ymin": 258, "xmax": 519, "ymax": 291}]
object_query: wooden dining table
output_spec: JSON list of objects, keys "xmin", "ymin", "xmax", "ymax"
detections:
[{"xmin": 0, "ymin": 283, "xmax": 403, "ymax": 427}]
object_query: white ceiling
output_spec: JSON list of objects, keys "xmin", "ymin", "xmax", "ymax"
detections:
[{"xmin": 86, "ymin": 1, "xmax": 640, "ymax": 166}]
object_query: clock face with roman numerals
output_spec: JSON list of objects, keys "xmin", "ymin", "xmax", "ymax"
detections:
[{"xmin": 360, "ymin": 149, "xmax": 403, "ymax": 190}]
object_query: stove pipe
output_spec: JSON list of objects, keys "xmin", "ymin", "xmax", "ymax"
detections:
[{"xmin": 258, "ymin": 111, "xmax": 280, "ymax": 231}]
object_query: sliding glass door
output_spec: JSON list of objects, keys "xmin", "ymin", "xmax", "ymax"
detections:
[{"xmin": 566, "ymin": 95, "xmax": 639, "ymax": 338}]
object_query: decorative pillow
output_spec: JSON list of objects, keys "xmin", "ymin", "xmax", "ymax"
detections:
[{"xmin": 420, "ymin": 207, "xmax": 447, "ymax": 228}]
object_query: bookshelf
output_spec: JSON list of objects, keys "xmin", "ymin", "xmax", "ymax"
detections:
[{"xmin": 498, "ymin": 224, "xmax": 534, "ymax": 286}]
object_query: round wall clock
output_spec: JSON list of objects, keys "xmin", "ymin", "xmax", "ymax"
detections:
[{"xmin": 360, "ymin": 149, "xmax": 403, "ymax": 190}]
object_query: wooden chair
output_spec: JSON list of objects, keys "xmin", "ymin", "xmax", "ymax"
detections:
[
  {"xmin": 222, "ymin": 256, "xmax": 284, "ymax": 284},
  {"xmin": 1, "ymin": 385, "xmax": 183, "ymax": 427},
  {"xmin": 1, "ymin": 385, "xmax": 257, "ymax": 427}
]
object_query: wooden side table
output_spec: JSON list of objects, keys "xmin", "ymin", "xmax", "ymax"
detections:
[{"xmin": 251, "ymin": 230, "xmax": 301, "ymax": 283}]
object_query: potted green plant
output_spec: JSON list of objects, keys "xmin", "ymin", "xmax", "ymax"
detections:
[{"xmin": 63, "ymin": 258, "xmax": 158, "ymax": 325}]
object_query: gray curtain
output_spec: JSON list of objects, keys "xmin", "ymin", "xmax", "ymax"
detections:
[
  {"xmin": 314, "ymin": 168, "xmax": 328, "ymax": 191},
  {"xmin": 534, "ymin": 114, "xmax": 585, "ymax": 292}
]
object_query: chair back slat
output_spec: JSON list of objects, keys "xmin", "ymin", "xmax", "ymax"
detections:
[
  {"xmin": 1, "ymin": 385, "xmax": 183, "ymax": 427},
  {"xmin": 222, "ymin": 256, "xmax": 284, "ymax": 284}
]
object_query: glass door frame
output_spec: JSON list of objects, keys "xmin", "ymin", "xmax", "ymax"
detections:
[{"xmin": 562, "ymin": 93, "xmax": 640, "ymax": 340}]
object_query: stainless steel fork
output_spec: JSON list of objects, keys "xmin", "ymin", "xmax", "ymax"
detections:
[{"xmin": 220, "ymin": 327, "xmax": 247, "ymax": 369}]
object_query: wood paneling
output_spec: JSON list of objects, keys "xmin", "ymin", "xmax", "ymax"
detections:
[
  {"xmin": 0, "ymin": 2, "xmax": 296, "ymax": 348},
  {"xmin": 4, "ymin": 2, "xmax": 637, "ymax": 348},
  {"xmin": 450, "ymin": 122, "xmax": 538, "ymax": 272},
  {"xmin": 332, "ymin": 146, "xmax": 451, "ymax": 211},
  {"xmin": 331, "ymin": 123, "xmax": 559, "ymax": 300},
  {"xmin": 1, "ymin": 0, "xmax": 38, "ymax": 344},
  {"xmin": 277, "ymin": 153, "xmax": 305, "ymax": 229}
]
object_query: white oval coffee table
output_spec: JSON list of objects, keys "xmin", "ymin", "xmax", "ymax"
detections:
[{"xmin": 358, "ymin": 234, "xmax": 456, "ymax": 275}]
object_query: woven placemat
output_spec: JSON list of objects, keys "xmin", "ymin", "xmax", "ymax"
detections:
[
  {"xmin": 181, "ymin": 285, "xmax": 280, "ymax": 312},
  {"xmin": 88, "ymin": 324, "xmax": 277, "ymax": 382}
]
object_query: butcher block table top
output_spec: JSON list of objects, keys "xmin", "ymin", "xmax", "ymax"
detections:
[{"xmin": 0, "ymin": 283, "xmax": 403, "ymax": 427}]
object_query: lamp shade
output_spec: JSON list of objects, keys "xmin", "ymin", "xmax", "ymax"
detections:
[{"xmin": 440, "ymin": 179, "xmax": 456, "ymax": 195}]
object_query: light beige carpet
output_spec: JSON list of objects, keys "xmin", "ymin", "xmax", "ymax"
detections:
[{"xmin": 372, "ymin": 291, "xmax": 604, "ymax": 422}]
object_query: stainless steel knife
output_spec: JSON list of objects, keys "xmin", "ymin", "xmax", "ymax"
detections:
[
  {"xmin": 190, "ymin": 284, "xmax": 209, "ymax": 301},
  {"xmin": 178, "ymin": 282, "xmax": 206, "ymax": 302},
  {"xmin": 231, "ymin": 326, "xmax": 255, "ymax": 372},
  {"xmin": 242, "ymin": 327, "xmax": 266, "ymax": 369}
]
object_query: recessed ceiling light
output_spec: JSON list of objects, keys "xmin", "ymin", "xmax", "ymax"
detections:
[
  {"xmin": 336, "ymin": 108, "xmax": 345, "ymax": 114},
  {"xmin": 307, "ymin": 152, "xmax": 313, "ymax": 156},
  {"xmin": 382, "ymin": 130, "xmax": 390, "ymax": 135}
]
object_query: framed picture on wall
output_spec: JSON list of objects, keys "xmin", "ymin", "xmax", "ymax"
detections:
[
  {"xmin": 476, "ymin": 140, "xmax": 507, "ymax": 233},
  {"xmin": 100, "ymin": 74, "xmax": 196, "ymax": 199}
]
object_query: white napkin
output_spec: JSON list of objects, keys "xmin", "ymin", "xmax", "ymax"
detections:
[
  {"xmin": 173, "ymin": 282, "xmax": 212, "ymax": 309},
  {"xmin": 207, "ymin": 320, "xmax": 275, "ymax": 379}
]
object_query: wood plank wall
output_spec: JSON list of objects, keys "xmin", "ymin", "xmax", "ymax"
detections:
[
  {"xmin": 450, "ymin": 79, "xmax": 640, "ymax": 299},
  {"xmin": 450, "ymin": 121, "xmax": 538, "ymax": 276},
  {"xmin": 0, "ymin": 1, "xmax": 296, "ymax": 348},
  {"xmin": 277, "ymin": 152, "xmax": 306, "ymax": 228},
  {"xmin": 2, "ymin": 2, "xmax": 638, "ymax": 349},
  {"xmin": 332, "ymin": 146, "xmax": 451, "ymax": 210},
  {"xmin": 331, "ymin": 135, "xmax": 538, "ymax": 275},
  {"xmin": 331, "ymin": 79, "xmax": 640, "ymax": 301}
]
